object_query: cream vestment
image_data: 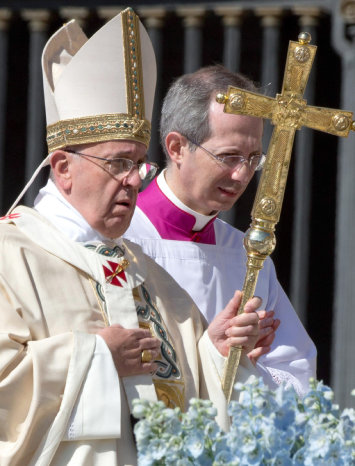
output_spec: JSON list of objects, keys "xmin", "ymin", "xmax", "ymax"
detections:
[{"xmin": 0, "ymin": 196, "xmax": 257, "ymax": 466}]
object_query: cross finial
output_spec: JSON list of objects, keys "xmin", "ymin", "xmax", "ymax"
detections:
[{"xmin": 220, "ymin": 32, "xmax": 354, "ymax": 402}]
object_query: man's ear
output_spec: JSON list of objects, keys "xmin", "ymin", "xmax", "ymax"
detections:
[
  {"xmin": 50, "ymin": 150, "xmax": 72, "ymax": 192},
  {"xmin": 165, "ymin": 132, "xmax": 187, "ymax": 165}
]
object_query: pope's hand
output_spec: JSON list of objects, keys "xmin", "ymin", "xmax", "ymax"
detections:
[
  {"xmin": 98, "ymin": 324, "xmax": 160, "ymax": 376},
  {"xmin": 208, "ymin": 290, "xmax": 260, "ymax": 357}
]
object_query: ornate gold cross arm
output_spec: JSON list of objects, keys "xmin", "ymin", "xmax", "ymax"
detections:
[{"xmin": 216, "ymin": 32, "xmax": 354, "ymax": 403}]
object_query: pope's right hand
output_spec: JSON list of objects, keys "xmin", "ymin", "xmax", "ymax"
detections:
[{"xmin": 98, "ymin": 324, "xmax": 160, "ymax": 376}]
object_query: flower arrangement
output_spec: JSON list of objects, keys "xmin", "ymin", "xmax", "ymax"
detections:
[{"xmin": 132, "ymin": 377, "xmax": 355, "ymax": 465}]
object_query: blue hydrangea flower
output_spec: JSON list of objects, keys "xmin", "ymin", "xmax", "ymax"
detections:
[{"xmin": 133, "ymin": 377, "xmax": 355, "ymax": 465}]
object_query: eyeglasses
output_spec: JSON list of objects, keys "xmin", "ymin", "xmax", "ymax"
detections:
[
  {"xmin": 185, "ymin": 137, "xmax": 266, "ymax": 172},
  {"xmin": 66, "ymin": 149, "xmax": 159, "ymax": 181}
]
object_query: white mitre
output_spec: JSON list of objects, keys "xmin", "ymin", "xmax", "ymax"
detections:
[
  {"xmin": 7, "ymin": 8, "xmax": 156, "ymax": 213},
  {"xmin": 43, "ymin": 7, "xmax": 156, "ymax": 152}
]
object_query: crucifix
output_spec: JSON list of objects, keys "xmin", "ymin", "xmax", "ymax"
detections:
[{"xmin": 216, "ymin": 32, "xmax": 355, "ymax": 403}]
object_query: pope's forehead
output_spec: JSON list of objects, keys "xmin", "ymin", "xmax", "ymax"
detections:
[{"xmin": 75, "ymin": 139, "xmax": 147, "ymax": 155}]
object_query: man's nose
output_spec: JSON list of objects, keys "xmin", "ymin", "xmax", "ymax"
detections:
[
  {"xmin": 230, "ymin": 161, "xmax": 252, "ymax": 183},
  {"xmin": 122, "ymin": 167, "xmax": 142, "ymax": 188}
]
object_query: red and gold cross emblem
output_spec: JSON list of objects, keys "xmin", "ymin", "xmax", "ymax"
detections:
[{"xmin": 103, "ymin": 259, "xmax": 129, "ymax": 286}]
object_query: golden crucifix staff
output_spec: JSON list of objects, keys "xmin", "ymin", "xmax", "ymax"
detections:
[{"xmin": 216, "ymin": 32, "xmax": 355, "ymax": 403}]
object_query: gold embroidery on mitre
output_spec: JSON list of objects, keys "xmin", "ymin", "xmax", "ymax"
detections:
[
  {"xmin": 46, "ymin": 8, "xmax": 151, "ymax": 152},
  {"xmin": 46, "ymin": 113, "xmax": 151, "ymax": 151},
  {"xmin": 122, "ymin": 8, "xmax": 145, "ymax": 121}
]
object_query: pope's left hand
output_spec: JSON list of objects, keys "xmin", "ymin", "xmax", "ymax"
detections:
[{"xmin": 208, "ymin": 290, "xmax": 260, "ymax": 357}]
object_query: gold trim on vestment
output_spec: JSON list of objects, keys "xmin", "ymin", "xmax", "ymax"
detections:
[
  {"xmin": 89, "ymin": 278, "xmax": 110, "ymax": 327},
  {"xmin": 135, "ymin": 285, "xmax": 185, "ymax": 411},
  {"xmin": 89, "ymin": 277, "xmax": 185, "ymax": 411},
  {"xmin": 153, "ymin": 380, "xmax": 185, "ymax": 410}
]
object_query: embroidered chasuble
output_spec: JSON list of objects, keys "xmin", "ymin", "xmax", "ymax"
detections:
[
  {"xmin": 0, "ymin": 204, "xmax": 256, "ymax": 465},
  {"xmin": 83, "ymin": 241, "xmax": 185, "ymax": 409},
  {"xmin": 125, "ymin": 172, "xmax": 317, "ymax": 397}
]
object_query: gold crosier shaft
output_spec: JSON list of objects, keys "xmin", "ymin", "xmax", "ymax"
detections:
[{"xmin": 216, "ymin": 32, "xmax": 355, "ymax": 403}]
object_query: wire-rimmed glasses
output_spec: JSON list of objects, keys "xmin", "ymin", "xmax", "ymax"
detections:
[
  {"xmin": 65, "ymin": 149, "xmax": 159, "ymax": 181},
  {"xmin": 185, "ymin": 137, "xmax": 266, "ymax": 172}
]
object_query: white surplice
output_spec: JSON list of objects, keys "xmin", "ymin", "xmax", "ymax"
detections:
[{"xmin": 125, "ymin": 171, "xmax": 317, "ymax": 396}]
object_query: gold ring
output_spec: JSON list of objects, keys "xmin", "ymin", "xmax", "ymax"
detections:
[{"xmin": 141, "ymin": 349, "xmax": 152, "ymax": 363}]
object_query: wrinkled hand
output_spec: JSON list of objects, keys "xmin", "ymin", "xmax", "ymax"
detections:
[
  {"xmin": 247, "ymin": 310, "xmax": 280, "ymax": 365},
  {"xmin": 98, "ymin": 324, "xmax": 160, "ymax": 377},
  {"xmin": 208, "ymin": 290, "xmax": 261, "ymax": 357}
]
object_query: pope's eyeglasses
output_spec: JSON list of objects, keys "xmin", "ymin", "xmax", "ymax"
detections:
[
  {"xmin": 65, "ymin": 149, "xmax": 159, "ymax": 181},
  {"xmin": 185, "ymin": 137, "xmax": 266, "ymax": 172}
]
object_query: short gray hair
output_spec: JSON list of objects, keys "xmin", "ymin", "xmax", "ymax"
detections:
[{"xmin": 160, "ymin": 65, "xmax": 258, "ymax": 162}]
